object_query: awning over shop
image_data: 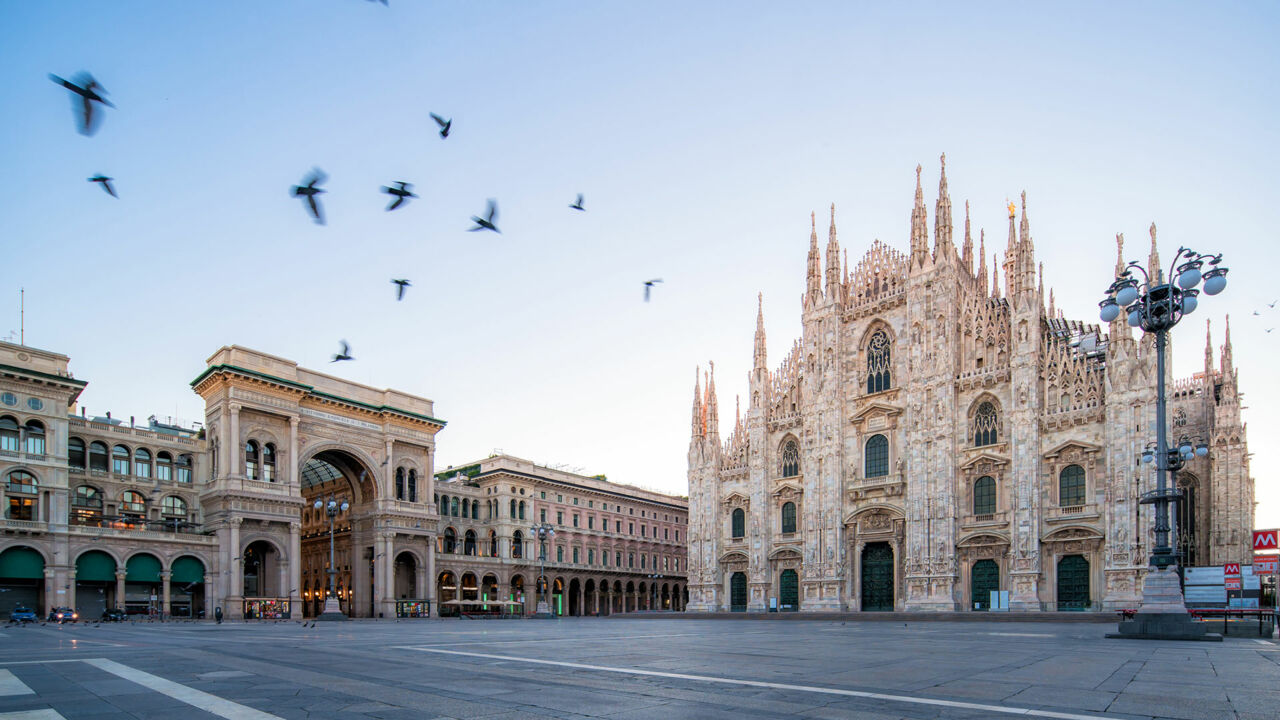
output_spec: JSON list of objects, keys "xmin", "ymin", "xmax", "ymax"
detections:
[
  {"xmin": 75, "ymin": 550, "xmax": 116, "ymax": 582},
  {"xmin": 0, "ymin": 547, "xmax": 44, "ymax": 580},
  {"xmin": 169, "ymin": 556, "xmax": 205, "ymax": 584},
  {"xmin": 125, "ymin": 554, "xmax": 162, "ymax": 583}
]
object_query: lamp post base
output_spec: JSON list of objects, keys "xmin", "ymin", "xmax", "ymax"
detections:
[
  {"xmin": 1106, "ymin": 567, "xmax": 1220, "ymax": 641},
  {"xmin": 316, "ymin": 596, "xmax": 348, "ymax": 621},
  {"xmin": 533, "ymin": 600, "xmax": 554, "ymax": 619}
]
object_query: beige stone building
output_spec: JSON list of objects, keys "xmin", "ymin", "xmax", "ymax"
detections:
[
  {"xmin": 1, "ymin": 342, "xmax": 686, "ymax": 619},
  {"xmin": 686, "ymin": 158, "xmax": 1253, "ymax": 613}
]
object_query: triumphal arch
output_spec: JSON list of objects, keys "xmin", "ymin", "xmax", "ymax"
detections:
[{"xmin": 191, "ymin": 346, "xmax": 443, "ymax": 619}]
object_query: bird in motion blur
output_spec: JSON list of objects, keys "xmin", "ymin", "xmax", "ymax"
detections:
[
  {"xmin": 469, "ymin": 199, "xmax": 500, "ymax": 233},
  {"xmin": 88, "ymin": 175, "xmax": 117, "ymax": 198},
  {"xmin": 367, "ymin": 0, "xmax": 388, "ymax": 5},
  {"xmin": 430, "ymin": 113, "xmax": 452, "ymax": 138},
  {"xmin": 391, "ymin": 279, "xmax": 411, "ymax": 301},
  {"xmin": 331, "ymin": 340, "xmax": 353, "ymax": 362},
  {"xmin": 49, "ymin": 72, "xmax": 114, "ymax": 136},
  {"xmin": 381, "ymin": 181, "xmax": 417, "ymax": 211},
  {"xmin": 292, "ymin": 168, "xmax": 328, "ymax": 224},
  {"xmin": 569, "ymin": 193, "xmax": 585, "ymax": 211},
  {"xmin": 644, "ymin": 278, "xmax": 663, "ymax": 302}
]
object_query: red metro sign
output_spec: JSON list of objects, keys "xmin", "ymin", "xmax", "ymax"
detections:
[
  {"xmin": 1254, "ymin": 530, "xmax": 1279, "ymax": 551},
  {"xmin": 1224, "ymin": 563, "xmax": 1241, "ymax": 576}
]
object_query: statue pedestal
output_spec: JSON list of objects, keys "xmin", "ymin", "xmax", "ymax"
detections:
[
  {"xmin": 316, "ymin": 596, "xmax": 348, "ymax": 621},
  {"xmin": 1107, "ymin": 567, "xmax": 1219, "ymax": 641},
  {"xmin": 533, "ymin": 600, "xmax": 554, "ymax": 619}
]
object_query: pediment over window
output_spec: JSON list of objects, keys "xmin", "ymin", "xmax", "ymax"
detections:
[
  {"xmin": 850, "ymin": 402, "xmax": 903, "ymax": 433},
  {"xmin": 768, "ymin": 546, "xmax": 803, "ymax": 561},
  {"xmin": 718, "ymin": 550, "xmax": 750, "ymax": 564},
  {"xmin": 959, "ymin": 452, "xmax": 1009, "ymax": 472},
  {"xmin": 1042, "ymin": 526, "xmax": 1103, "ymax": 542},
  {"xmin": 771, "ymin": 482, "xmax": 804, "ymax": 499},
  {"xmin": 957, "ymin": 532, "xmax": 1010, "ymax": 547},
  {"xmin": 721, "ymin": 492, "xmax": 750, "ymax": 509},
  {"xmin": 1042, "ymin": 440, "xmax": 1102, "ymax": 462}
]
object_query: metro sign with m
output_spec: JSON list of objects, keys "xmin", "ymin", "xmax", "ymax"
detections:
[{"xmin": 1254, "ymin": 530, "xmax": 1279, "ymax": 551}]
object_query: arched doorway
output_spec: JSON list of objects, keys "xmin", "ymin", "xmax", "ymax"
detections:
[
  {"xmin": 624, "ymin": 580, "xmax": 635, "ymax": 613},
  {"xmin": 861, "ymin": 543, "xmax": 894, "ymax": 611},
  {"xmin": 661, "ymin": 583, "xmax": 670, "ymax": 610},
  {"xmin": 970, "ymin": 559, "xmax": 999, "ymax": 611},
  {"xmin": 552, "ymin": 577, "xmax": 564, "ymax": 616},
  {"xmin": 638, "ymin": 582, "xmax": 647, "ymax": 611},
  {"xmin": 481, "ymin": 574, "xmax": 499, "ymax": 611},
  {"xmin": 170, "ymin": 556, "xmax": 206, "ymax": 618},
  {"xmin": 729, "ymin": 572, "xmax": 747, "ymax": 612},
  {"xmin": 779, "ymin": 569, "xmax": 799, "ymax": 611},
  {"xmin": 510, "ymin": 575, "xmax": 525, "ymax": 613},
  {"xmin": 75, "ymin": 550, "xmax": 116, "ymax": 618},
  {"xmin": 1056, "ymin": 555, "xmax": 1090, "ymax": 610},
  {"xmin": 461, "ymin": 572, "xmax": 479, "ymax": 605},
  {"xmin": 1, "ymin": 546, "xmax": 46, "ymax": 617},
  {"xmin": 584, "ymin": 579, "xmax": 596, "ymax": 615},
  {"xmin": 568, "ymin": 578, "xmax": 581, "ymax": 616},
  {"xmin": 300, "ymin": 449, "xmax": 374, "ymax": 617},
  {"xmin": 612, "ymin": 580, "xmax": 622, "ymax": 613},
  {"xmin": 125, "ymin": 553, "xmax": 163, "ymax": 617},
  {"xmin": 394, "ymin": 552, "xmax": 417, "ymax": 600},
  {"xmin": 438, "ymin": 571, "xmax": 458, "ymax": 617}
]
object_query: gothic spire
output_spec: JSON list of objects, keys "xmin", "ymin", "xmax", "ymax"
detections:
[
  {"xmin": 826, "ymin": 203, "xmax": 842, "ymax": 299},
  {"xmin": 1018, "ymin": 191, "xmax": 1036, "ymax": 296},
  {"xmin": 1115, "ymin": 232, "xmax": 1126, "ymax": 277},
  {"xmin": 962, "ymin": 199, "xmax": 973, "ymax": 273},
  {"xmin": 1148, "ymin": 223, "xmax": 1162, "ymax": 283},
  {"xmin": 705, "ymin": 361, "xmax": 720, "ymax": 442},
  {"xmin": 1004, "ymin": 199, "xmax": 1017, "ymax": 296},
  {"xmin": 1222, "ymin": 314, "xmax": 1233, "ymax": 373},
  {"xmin": 806, "ymin": 211, "xmax": 822, "ymax": 305},
  {"xmin": 934, "ymin": 153, "xmax": 954, "ymax": 259},
  {"xmin": 992, "ymin": 252, "xmax": 1000, "ymax": 298},
  {"xmin": 977, "ymin": 228, "xmax": 987, "ymax": 290},
  {"xmin": 910, "ymin": 164, "xmax": 929, "ymax": 266},
  {"xmin": 754, "ymin": 292, "xmax": 767, "ymax": 371},
  {"xmin": 691, "ymin": 366, "xmax": 704, "ymax": 439},
  {"xmin": 1205, "ymin": 318, "xmax": 1215, "ymax": 376}
]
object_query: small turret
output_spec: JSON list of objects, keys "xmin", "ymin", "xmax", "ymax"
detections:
[
  {"xmin": 1221, "ymin": 314, "xmax": 1233, "ymax": 374},
  {"xmin": 806, "ymin": 212, "xmax": 822, "ymax": 307},
  {"xmin": 691, "ymin": 367, "xmax": 704, "ymax": 439},
  {"xmin": 754, "ymin": 293, "xmax": 767, "ymax": 372},
  {"xmin": 962, "ymin": 200, "xmax": 974, "ymax": 274},
  {"xmin": 1149, "ymin": 223, "xmax": 1162, "ymax": 283},
  {"xmin": 1205, "ymin": 318, "xmax": 1214, "ymax": 377},
  {"xmin": 910, "ymin": 164, "xmax": 929, "ymax": 266},
  {"xmin": 826, "ymin": 204, "xmax": 842, "ymax": 300},
  {"xmin": 977, "ymin": 229, "xmax": 988, "ymax": 290},
  {"xmin": 934, "ymin": 153, "xmax": 954, "ymax": 260},
  {"xmin": 705, "ymin": 362, "xmax": 720, "ymax": 444}
]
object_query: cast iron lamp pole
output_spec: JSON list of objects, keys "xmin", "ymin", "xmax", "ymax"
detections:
[
  {"xmin": 314, "ymin": 494, "xmax": 349, "ymax": 620},
  {"xmin": 1099, "ymin": 244, "xmax": 1227, "ymax": 640},
  {"xmin": 529, "ymin": 522, "xmax": 556, "ymax": 617}
]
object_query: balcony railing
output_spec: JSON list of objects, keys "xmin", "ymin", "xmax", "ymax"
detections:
[
  {"xmin": 960, "ymin": 510, "xmax": 1010, "ymax": 527},
  {"xmin": 1044, "ymin": 503, "xmax": 1100, "ymax": 522},
  {"xmin": 0, "ymin": 518, "xmax": 46, "ymax": 532}
]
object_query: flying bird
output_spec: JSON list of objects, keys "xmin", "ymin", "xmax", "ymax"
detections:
[
  {"xmin": 367, "ymin": 0, "xmax": 389, "ymax": 5},
  {"xmin": 1270, "ymin": 301, "xmax": 1278, "ymax": 308},
  {"xmin": 391, "ymin": 278, "xmax": 411, "ymax": 301},
  {"xmin": 331, "ymin": 340, "xmax": 353, "ymax": 362},
  {"xmin": 292, "ymin": 168, "xmax": 328, "ymax": 224},
  {"xmin": 49, "ymin": 72, "xmax": 114, "ymax": 135},
  {"xmin": 88, "ymin": 175, "xmax": 117, "ymax": 198},
  {"xmin": 381, "ymin": 181, "xmax": 417, "ymax": 211},
  {"xmin": 1254, "ymin": 311, "xmax": 1261, "ymax": 316},
  {"xmin": 644, "ymin": 278, "xmax": 663, "ymax": 302},
  {"xmin": 1268, "ymin": 328, "xmax": 1275, "ymax": 334},
  {"xmin": 430, "ymin": 113, "xmax": 452, "ymax": 138},
  {"xmin": 469, "ymin": 199, "xmax": 500, "ymax": 233},
  {"xmin": 569, "ymin": 193, "xmax": 585, "ymax": 211}
]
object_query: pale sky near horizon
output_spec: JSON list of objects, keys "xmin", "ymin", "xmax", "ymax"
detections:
[{"xmin": 2, "ymin": 2, "xmax": 1277, "ymax": 526}]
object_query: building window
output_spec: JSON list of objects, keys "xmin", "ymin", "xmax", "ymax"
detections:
[
  {"xmin": 162, "ymin": 495, "xmax": 187, "ymax": 517},
  {"xmin": 510, "ymin": 498, "xmax": 516, "ymax": 518},
  {"xmin": 541, "ymin": 508, "xmax": 547, "ymax": 523},
  {"xmin": 407, "ymin": 470, "xmax": 417, "ymax": 502},
  {"xmin": 462, "ymin": 498, "xmax": 470, "ymax": 518},
  {"xmin": 518, "ymin": 501, "xmax": 525, "ymax": 520},
  {"xmin": 781, "ymin": 502, "xmax": 797, "ymax": 534},
  {"xmin": 69, "ymin": 437, "xmax": 86, "ymax": 468},
  {"xmin": 464, "ymin": 530, "xmax": 477, "ymax": 556},
  {"xmin": 973, "ymin": 476, "xmax": 996, "ymax": 515},
  {"xmin": 23, "ymin": 421, "xmax": 45, "ymax": 455},
  {"xmin": 640, "ymin": 525, "xmax": 645, "ymax": 537},
  {"xmin": 588, "ymin": 516, "xmax": 594, "ymax": 530},
  {"xmin": 629, "ymin": 522, "xmax": 634, "ymax": 534},
  {"xmin": 731, "ymin": 508, "xmax": 745, "ymax": 539},
  {"xmin": 973, "ymin": 402, "xmax": 999, "ymax": 447},
  {"xmin": 133, "ymin": 447, "xmax": 151, "ymax": 479},
  {"xmin": 573, "ymin": 514, "xmax": 579, "ymax": 528},
  {"xmin": 176, "ymin": 454, "xmax": 192, "ymax": 483},
  {"xmin": 557, "ymin": 511, "xmax": 564, "ymax": 525},
  {"xmin": 71, "ymin": 485, "xmax": 101, "ymax": 525},
  {"xmin": 0, "ymin": 416, "xmax": 17, "ymax": 452},
  {"xmin": 490, "ymin": 530, "xmax": 498, "ymax": 557},
  {"xmin": 6, "ymin": 471, "xmax": 37, "ymax": 521},
  {"xmin": 451, "ymin": 497, "xmax": 459, "ymax": 517},
  {"xmin": 864, "ymin": 434, "xmax": 889, "ymax": 478},
  {"xmin": 588, "ymin": 548, "xmax": 595, "ymax": 565},
  {"xmin": 615, "ymin": 520, "xmax": 621, "ymax": 532},
  {"xmin": 120, "ymin": 490, "xmax": 146, "ymax": 517},
  {"xmin": 1059, "ymin": 464, "xmax": 1086, "ymax": 506},
  {"xmin": 396, "ymin": 468, "xmax": 406, "ymax": 500},
  {"xmin": 245, "ymin": 440, "xmax": 259, "ymax": 480},
  {"xmin": 112, "ymin": 445, "xmax": 131, "ymax": 475},
  {"xmin": 866, "ymin": 329, "xmax": 892, "ymax": 393},
  {"xmin": 89, "ymin": 441, "xmax": 108, "ymax": 472},
  {"xmin": 557, "ymin": 546, "xmax": 564, "ymax": 562},
  {"xmin": 443, "ymin": 527, "xmax": 456, "ymax": 553},
  {"xmin": 512, "ymin": 530, "xmax": 523, "ymax": 559},
  {"xmin": 781, "ymin": 439, "xmax": 800, "ymax": 477},
  {"xmin": 628, "ymin": 553, "xmax": 635, "ymax": 568},
  {"xmin": 573, "ymin": 548, "xmax": 579, "ymax": 563},
  {"xmin": 263, "ymin": 444, "xmax": 277, "ymax": 482},
  {"xmin": 156, "ymin": 452, "xmax": 173, "ymax": 482}
]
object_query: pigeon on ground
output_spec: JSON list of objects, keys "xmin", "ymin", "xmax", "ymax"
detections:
[
  {"xmin": 49, "ymin": 72, "xmax": 114, "ymax": 135},
  {"xmin": 468, "ymin": 199, "xmax": 500, "ymax": 233},
  {"xmin": 331, "ymin": 340, "xmax": 353, "ymax": 363},
  {"xmin": 569, "ymin": 193, "xmax": 584, "ymax": 211},
  {"xmin": 643, "ymin": 278, "xmax": 663, "ymax": 302},
  {"xmin": 391, "ymin": 279, "xmax": 410, "ymax": 301},
  {"xmin": 88, "ymin": 175, "xmax": 117, "ymax": 197},
  {"xmin": 430, "ymin": 113, "xmax": 452, "ymax": 138},
  {"xmin": 292, "ymin": 168, "xmax": 328, "ymax": 224},
  {"xmin": 381, "ymin": 181, "xmax": 417, "ymax": 211}
]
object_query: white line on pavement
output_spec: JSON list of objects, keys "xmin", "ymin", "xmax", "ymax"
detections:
[
  {"xmin": 986, "ymin": 632, "xmax": 1055, "ymax": 638},
  {"xmin": 409, "ymin": 631, "xmax": 759, "ymax": 647},
  {"xmin": 0, "ymin": 669, "xmax": 34, "ymax": 696},
  {"xmin": 83, "ymin": 659, "xmax": 282, "ymax": 720},
  {"xmin": 399, "ymin": 647, "xmax": 1114, "ymax": 720},
  {"xmin": 0, "ymin": 660, "xmax": 87, "ymax": 666},
  {"xmin": 1253, "ymin": 639, "xmax": 1273, "ymax": 645},
  {"xmin": 0, "ymin": 710, "xmax": 66, "ymax": 719}
]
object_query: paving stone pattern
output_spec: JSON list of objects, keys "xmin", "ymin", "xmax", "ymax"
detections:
[{"xmin": 0, "ymin": 617, "xmax": 1277, "ymax": 719}]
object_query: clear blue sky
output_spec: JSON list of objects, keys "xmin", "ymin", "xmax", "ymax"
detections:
[{"xmin": 2, "ymin": 2, "xmax": 1277, "ymax": 525}]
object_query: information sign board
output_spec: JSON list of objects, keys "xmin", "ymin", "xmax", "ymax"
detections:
[{"xmin": 1253, "ymin": 554, "xmax": 1279, "ymax": 574}]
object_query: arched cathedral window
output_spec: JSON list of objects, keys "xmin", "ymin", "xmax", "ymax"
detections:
[
  {"xmin": 731, "ymin": 508, "xmax": 745, "ymax": 540},
  {"xmin": 780, "ymin": 439, "xmax": 800, "ymax": 478},
  {"xmin": 864, "ymin": 434, "xmax": 888, "ymax": 478},
  {"xmin": 866, "ymin": 330, "xmax": 892, "ymax": 394},
  {"xmin": 973, "ymin": 476, "xmax": 996, "ymax": 515},
  {"xmin": 1058, "ymin": 464, "xmax": 1085, "ymax": 506},
  {"xmin": 780, "ymin": 502, "xmax": 797, "ymax": 534},
  {"xmin": 973, "ymin": 402, "xmax": 998, "ymax": 447},
  {"xmin": 1173, "ymin": 408, "xmax": 1187, "ymax": 427}
]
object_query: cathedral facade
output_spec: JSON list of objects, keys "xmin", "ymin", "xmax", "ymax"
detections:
[{"xmin": 686, "ymin": 157, "xmax": 1253, "ymax": 613}]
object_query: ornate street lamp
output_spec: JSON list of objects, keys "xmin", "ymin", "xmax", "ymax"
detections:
[
  {"xmin": 1100, "ymin": 245, "xmax": 1227, "ymax": 641},
  {"xmin": 529, "ymin": 522, "xmax": 555, "ymax": 618},
  {"xmin": 314, "ymin": 494, "xmax": 350, "ymax": 621}
]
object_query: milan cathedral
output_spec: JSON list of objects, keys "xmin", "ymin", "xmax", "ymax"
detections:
[{"xmin": 686, "ymin": 156, "xmax": 1253, "ymax": 612}]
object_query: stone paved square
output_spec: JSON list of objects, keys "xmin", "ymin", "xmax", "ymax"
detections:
[{"xmin": 2, "ymin": 617, "xmax": 1278, "ymax": 719}]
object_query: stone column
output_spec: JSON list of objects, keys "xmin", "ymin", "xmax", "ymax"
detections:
[
  {"xmin": 371, "ymin": 534, "xmax": 387, "ymax": 618},
  {"xmin": 228, "ymin": 518, "xmax": 243, "ymax": 619},
  {"xmin": 288, "ymin": 417, "xmax": 300, "ymax": 487},
  {"xmin": 382, "ymin": 534, "xmax": 396, "ymax": 618},
  {"xmin": 227, "ymin": 403, "xmax": 241, "ymax": 479},
  {"xmin": 385, "ymin": 440, "xmax": 394, "ymax": 498},
  {"xmin": 115, "ymin": 570, "xmax": 126, "ymax": 614},
  {"xmin": 289, "ymin": 522, "xmax": 302, "ymax": 613},
  {"xmin": 160, "ymin": 571, "xmax": 171, "ymax": 619},
  {"xmin": 852, "ymin": 541, "xmax": 865, "ymax": 612},
  {"xmin": 204, "ymin": 577, "xmax": 214, "ymax": 620},
  {"xmin": 425, "ymin": 540, "xmax": 436, "ymax": 615},
  {"xmin": 43, "ymin": 568, "xmax": 57, "ymax": 616}
]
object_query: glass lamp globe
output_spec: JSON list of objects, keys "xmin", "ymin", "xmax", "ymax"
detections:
[
  {"xmin": 1177, "ymin": 267, "xmax": 1201, "ymax": 289},
  {"xmin": 1116, "ymin": 284, "xmax": 1140, "ymax": 306},
  {"xmin": 1127, "ymin": 310, "xmax": 1143, "ymax": 327},
  {"xmin": 1195, "ymin": 444, "xmax": 1209, "ymax": 457},
  {"xmin": 340, "ymin": 502, "xmax": 350, "ymax": 511},
  {"xmin": 1141, "ymin": 450, "xmax": 1154, "ymax": 464},
  {"xmin": 1181, "ymin": 291, "xmax": 1198, "ymax": 314},
  {"xmin": 1203, "ymin": 271, "xmax": 1227, "ymax": 295},
  {"xmin": 1099, "ymin": 300, "xmax": 1121, "ymax": 322},
  {"xmin": 1179, "ymin": 441, "xmax": 1193, "ymax": 455},
  {"xmin": 314, "ymin": 499, "xmax": 322, "ymax": 509}
]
